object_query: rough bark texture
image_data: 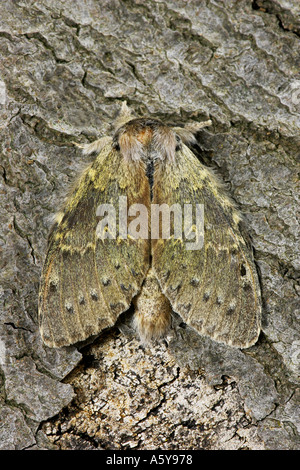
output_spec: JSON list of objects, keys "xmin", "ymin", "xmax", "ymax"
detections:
[{"xmin": 0, "ymin": 0, "xmax": 299, "ymax": 450}]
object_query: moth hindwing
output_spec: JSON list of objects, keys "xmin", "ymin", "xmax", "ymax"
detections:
[{"xmin": 39, "ymin": 103, "xmax": 261, "ymax": 349}]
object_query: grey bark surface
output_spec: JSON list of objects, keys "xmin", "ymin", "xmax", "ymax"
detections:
[{"xmin": 0, "ymin": 0, "xmax": 299, "ymax": 450}]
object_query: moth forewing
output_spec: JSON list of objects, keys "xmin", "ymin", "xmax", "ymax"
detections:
[
  {"xmin": 38, "ymin": 140, "xmax": 150, "ymax": 348},
  {"xmin": 152, "ymin": 143, "xmax": 261, "ymax": 349}
]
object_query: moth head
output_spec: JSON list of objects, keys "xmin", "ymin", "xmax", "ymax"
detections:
[
  {"xmin": 112, "ymin": 103, "xmax": 211, "ymax": 164},
  {"xmin": 113, "ymin": 118, "xmax": 178, "ymax": 164}
]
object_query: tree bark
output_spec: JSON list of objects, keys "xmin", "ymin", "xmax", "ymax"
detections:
[{"xmin": 0, "ymin": 0, "xmax": 299, "ymax": 450}]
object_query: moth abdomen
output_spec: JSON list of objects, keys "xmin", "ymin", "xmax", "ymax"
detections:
[{"xmin": 133, "ymin": 268, "xmax": 172, "ymax": 343}]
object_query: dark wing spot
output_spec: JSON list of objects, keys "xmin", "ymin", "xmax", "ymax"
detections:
[
  {"xmin": 91, "ymin": 291, "xmax": 99, "ymax": 301},
  {"xmin": 168, "ymin": 282, "xmax": 182, "ymax": 294},
  {"xmin": 110, "ymin": 302, "xmax": 126, "ymax": 315},
  {"xmin": 190, "ymin": 278, "xmax": 200, "ymax": 287},
  {"xmin": 243, "ymin": 282, "xmax": 252, "ymax": 292},
  {"xmin": 120, "ymin": 283, "xmax": 130, "ymax": 292},
  {"xmin": 162, "ymin": 270, "xmax": 171, "ymax": 281},
  {"xmin": 183, "ymin": 303, "xmax": 192, "ymax": 313},
  {"xmin": 227, "ymin": 306, "xmax": 235, "ymax": 315},
  {"xmin": 49, "ymin": 281, "xmax": 57, "ymax": 292},
  {"xmin": 178, "ymin": 303, "xmax": 191, "ymax": 314},
  {"xmin": 66, "ymin": 304, "xmax": 74, "ymax": 314}
]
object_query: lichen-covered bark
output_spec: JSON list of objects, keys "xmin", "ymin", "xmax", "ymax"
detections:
[{"xmin": 0, "ymin": 0, "xmax": 299, "ymax": 450}]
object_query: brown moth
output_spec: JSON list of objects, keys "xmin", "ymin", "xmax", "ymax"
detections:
[{"xmin": 38, "ymin": 103, "xmax": 261, "ymax": 349}]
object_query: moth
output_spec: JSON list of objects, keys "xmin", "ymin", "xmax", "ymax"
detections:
[{"xmin": 38, "ymin": 103, "xmax": 261, "ymax": 349}]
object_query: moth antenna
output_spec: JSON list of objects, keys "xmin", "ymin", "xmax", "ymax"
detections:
[
  {"xmin": 172, "ymin": 127, "xmax": 197, "ymax": 145},
  {"xmin": 185, "ymin": 119, "xmax": 212, "ymax": 132},
  {"xmin": 72, "ymin": 136, "xmax": 113, "ymax": 155},
  {"xmin": 172, "ymin": 120, "xmax": 212, "ymax": 145},
  {"xmin": 114, "ymin": 101, "xmax": 135, "ymax": 130}
]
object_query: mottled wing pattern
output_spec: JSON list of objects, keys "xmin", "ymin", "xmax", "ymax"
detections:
[
  {"xmin": 39, "ymin": 144, "xmax": 150, "ymax": 347},
  {"xmin": 152, "ymin": 144, "xmax": 261, "ymax": 348}
]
